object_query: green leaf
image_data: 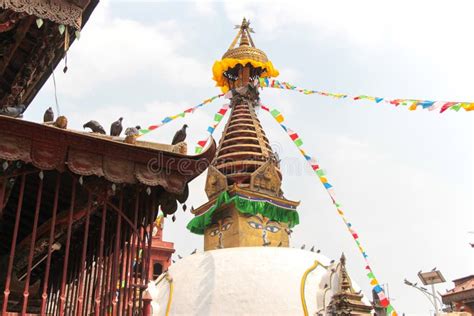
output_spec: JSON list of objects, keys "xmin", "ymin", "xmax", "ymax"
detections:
[
  {"xmin": 58, "ymin": 24, "xmax": 66, "ymax": 35},
  {"xmin": 36, "ymin": 18, "xmax": 44, "ymax": 29}
]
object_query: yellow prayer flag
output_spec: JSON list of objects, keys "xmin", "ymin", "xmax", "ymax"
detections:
[
  {"xmin": 276, "ymin": 114, "xmax": 284, "ymax": 123},
  {"xmin": 320, "ymin": 176, "xmax": 328, "ymax": 183},
  {"xmin": 370, "ymin": 279, "xmax": 378, "ymax": 286},
  {"xmin": 409, "ymin": 104, "xmax": 417, "ymax": 111},
  {"xmin": 461, "ymin": 102, "xmax": 474, "ymax": 111}
]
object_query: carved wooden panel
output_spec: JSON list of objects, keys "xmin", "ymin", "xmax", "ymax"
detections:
[
  {"xmin": 250, "ymin": 160, "xmax": 281, "ymax": 196},
  {"xmin": 205, "ymin": 165, "xmax": 228, "ymax": 199}
]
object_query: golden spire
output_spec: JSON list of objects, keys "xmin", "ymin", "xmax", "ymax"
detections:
[
  {"xmin": 213, "ymin": 18, "xmax": 279, "ymax": 92},
  {"xmin": 223, "ymin": 18, "xmax": 268, "ymax": 63}
]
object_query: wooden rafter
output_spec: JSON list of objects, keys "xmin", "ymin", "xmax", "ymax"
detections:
[{"xmin": 0, "ymin": 14, "xmax": 33, "ymax": 76}]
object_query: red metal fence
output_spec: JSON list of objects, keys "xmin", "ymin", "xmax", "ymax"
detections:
[{"xmin": 0, "ymin": 167, "xmax": 156, "ymax": 315}]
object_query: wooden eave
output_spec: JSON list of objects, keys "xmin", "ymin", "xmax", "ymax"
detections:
[
  {"xmin": 0, "ymin": 0, "xmax": 99, "ymax": 109},
  {"xmin": 0, "ymin": 116, "xmax": 216, "ymax": 193}
]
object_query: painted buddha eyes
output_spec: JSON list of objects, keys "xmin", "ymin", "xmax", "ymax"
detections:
[
  {"xmin": 248, "ymin": 221, "xmax": 263, "ymax": 229},
  {"xmin": 209, "ymin": 217, "xmax": 233, "ymax": 236},
  {"xmin": 247, "ymin": 221, "xmax": 280, "ymax": 233},
  {"xmin": 209, "ymin": 228, "xmax": 220, "ymax": 237},
  {"xmin": 221, "ymin": 222, "xmax": 232, "ymax": 231},
  {"xmin": 265, "ymin": 225, "xmax": 280, "ymax": 233}
]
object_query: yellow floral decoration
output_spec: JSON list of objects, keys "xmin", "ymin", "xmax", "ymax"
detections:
[{"xmin": 212, "ymin": 58, "xmax": 279, "ymax": 92}]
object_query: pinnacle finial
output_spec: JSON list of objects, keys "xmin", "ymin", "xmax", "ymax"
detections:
[
  {"xmin": 228, "ymin": 17, "xmax": 256, "ymax": 49},
  {"xmin": 340, "ymin": 252, "xmax": 346, "ymax": 265}
]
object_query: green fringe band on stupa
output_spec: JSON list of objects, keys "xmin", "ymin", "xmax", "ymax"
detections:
[{"xmin": 186, "ymin": 191, "xmax": 299, "ymax": 235}]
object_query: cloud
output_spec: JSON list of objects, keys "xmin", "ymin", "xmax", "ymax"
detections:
[
  {"xmin": 25, "ymin": 2, "xmax": 473, "ymax": 314},
  {"xmin": 45, "ymin": 0, "xmax": 210, "ymax": 99}
]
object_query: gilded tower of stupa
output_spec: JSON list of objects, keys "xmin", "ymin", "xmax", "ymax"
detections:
[
  {"xmin": 151, "ymin": 19, "xmax": 373, "ymax": 316},
  {"xmin": 187, "ymin": 18, "xmax": 300, "ymax": 250}
]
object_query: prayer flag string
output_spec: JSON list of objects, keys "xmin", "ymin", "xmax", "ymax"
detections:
[
  {"xmin": 258, "ymin": 78, "xmax": 474, "ymax": 113},
  {"xmin": 260, "ymin": 104, "xmax": 398, "ymax": 315},
  {"xmin": 195, "ymin": 103, "xmax": 230, "ymax": 154},
  {"xmin": 137, "ymin": 94, "xmax": 224, "ymax": 137}
]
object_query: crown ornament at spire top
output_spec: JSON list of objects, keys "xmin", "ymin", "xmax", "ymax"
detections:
[{"xmin": 234, "ymin": 18, "xmax": 255, "ymax": 47}]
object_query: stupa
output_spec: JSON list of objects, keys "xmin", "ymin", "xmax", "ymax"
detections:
[{"xmin": 149, "ymin": 19, "xmax": 373, "ymax": 315}]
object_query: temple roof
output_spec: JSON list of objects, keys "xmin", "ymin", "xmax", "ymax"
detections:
[
  {"xmin": 0, "ymin": 115, "xmax": 216, "ymax": 194},
  {"xmin": 0, "ymin": 1, "xmax": 98, "ymax": 110},
  {"xmin": 442, "ymin": 275, "xmax": 474, "ymax": 303}
]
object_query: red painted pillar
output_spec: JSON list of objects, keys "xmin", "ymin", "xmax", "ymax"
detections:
[
  {"xmin": 143, "ymin": 290, "xmax": 152, "ymax": 316},
  {"xmin": 148, "ymin": 218, "xmax": 175, "ymax": 280}
]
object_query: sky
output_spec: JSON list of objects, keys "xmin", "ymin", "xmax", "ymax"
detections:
[{"xmin": 25, "ymin": 0, "xmax": 474, "ymax": 314}]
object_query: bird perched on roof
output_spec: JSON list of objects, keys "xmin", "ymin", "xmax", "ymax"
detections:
[
  {"xmin": 191, "ymin": 249, "xmax": 197, "ymax": 255},
  {"xmin": 110, "ymin": 117, "xmax": 123, "ymax": 136},
  {"xmin": 330, "ymin": 259, "xmax": 335, "ymax": 264},
  {"xmin": 310, "ymin": 246, "xmax": 315, "ymax": 252},
  {"xmin": 300, "ymin": 244, "xmax": 305, "ymax": 250},
  {"xmin": 125, "ymin": 125, "xmax": 141, "ymax": 137},
  {"xmin": 177, "ymin": 255, "xmax": 183, "ymax": 259},
  {"xmin": 43, "ymin": 107, "xmax": 54, "ymax": 122},
  {"xmin": 172, "ymin": 124, "xmax": 188, "ymax": 145},
  {"xmin": 83, "ymin": 120, "xmax": 106, "ymax": 134},
  {"xmin": 0, "ymin": 104, "xmax": 26, "ymax": 118}
]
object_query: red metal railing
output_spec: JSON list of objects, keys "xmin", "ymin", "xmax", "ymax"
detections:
[{"xmin": 0, "ymin": 168, "xmax": 156, "ymax": 315}]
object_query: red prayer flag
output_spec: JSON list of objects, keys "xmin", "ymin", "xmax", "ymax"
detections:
[
  {"xmin": 197, "ymin": 140, "xmax": 207, "ymax": 147},
  {"xmin": 311, "ymin": 164, "xmax": 319, "ymax": 170},
  {"xmin": 148, "ymin": 125, "xmax": 159, "ymax": 131},
  {"xmin": 289, "ymin": 133, "xmax": 298, "ymax": 141},
  {"xmin": 390, "ymin": 99, "xmax": 401, "ymax": 106},
  {"xmin": 440, "ymin": 102, "xmax": 456, "ymax": 113},
  {"xmin": 380, "ymin": 298, "xmax": 390, "ymax": 307},
  {"xmin": 261, "ymin": 105, "xmax": 270, "ymax": 111}
]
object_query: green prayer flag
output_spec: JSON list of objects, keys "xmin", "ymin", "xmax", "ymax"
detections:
[
  {"xmin": 450, "ymin": 104, "xmax": 462, "ymax": 111},
  {"xmin": 179, "ymin": 112, "xmax": 185, "ymax": 118},
  {"xmin": 316, "ymin": 169, "xmax": 325, "ymax": 177},
  {"xmin": 270, "ymin": 109, "xmax": 280, "ymax": 117},
  {"xmin": 387, "ymin": 306, "xmax": 394, "ymax": 313},
  {"xmin": 195, "ymin": 147, "xmax": 203, "ymax": 154},
  {"xmin": 367, "ymin": 272, "xmax": 375, "ymax": 279},
  {"xmin": 214, "ymin": 114, "xmax": 223, "ymax": 121},
  {"xmin": 294, "ymin": 139, "xmax": 303, "ymax": 147}
]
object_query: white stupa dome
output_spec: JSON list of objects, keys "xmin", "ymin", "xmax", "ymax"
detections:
[{"xmin": 148, "ymin": 247, "xmax": 370, "ymax": 316}]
